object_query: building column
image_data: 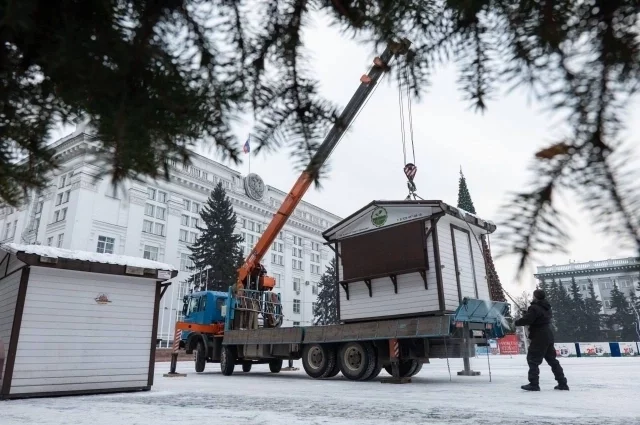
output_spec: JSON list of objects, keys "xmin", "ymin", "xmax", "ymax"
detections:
[
  {"xmin": 123, "ymin": 184, "xmax": 147, "ymax": 257},
  {"xmin": 66, "ymin": 169, "xmax": 100, "ymax": 250}
]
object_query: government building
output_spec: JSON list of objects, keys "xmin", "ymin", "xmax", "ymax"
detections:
[
  {"xmin": 0, "ymin": 119, "xmax": 341, "ymax": 346},
  {"xmin": 534, "ymin": 257, "xmax": 640, "ymax": 314}
]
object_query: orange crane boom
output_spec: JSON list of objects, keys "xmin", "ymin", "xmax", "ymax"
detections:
[{"xmin": 236, "ymin": 38, "xmax": 412, "ymax": 293}]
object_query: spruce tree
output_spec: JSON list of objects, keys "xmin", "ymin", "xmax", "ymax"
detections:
[
  {"xmin": 553, "ymin": 280, "xmax": 573, "ymax": 342},
  {"xmin": 455, "ymin": 169, "xmax": 506, "ymax": 302},
  {"xmin": 568, "ymin": 277, "xmax": 586, "ymax": 341},
  {"xmin": 608, "ymin": 283, "xmax": 631, "ymax": 341},
  {"xmin": 313, "ymin": 257, "xmax": 339, "ymax": 326},
  {"xmin": 457, "ymin": 169, "xmax": 476, "ymax": 214},
  {"xmin": 584, "ymin": 281, "xmax": 604, "ymax": 342},
  {"xmin": 188, "ymin": 182, "xmax": 244, "ymax": 292},
  {"xmin": 626, "ymin": 291, "xmax": 640, "ymax": 341}
]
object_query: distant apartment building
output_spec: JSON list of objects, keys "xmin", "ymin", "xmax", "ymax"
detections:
[
  {"xmin": 0, "ymin": 119, "xmax": 342, "ymax": 346},
  {"xmin": 534, "ymin": 257, "xmax": 640, "ymax": 314}
]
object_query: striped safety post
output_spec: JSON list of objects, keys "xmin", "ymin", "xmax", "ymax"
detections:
[
  {"xmin": 388, "ymin": 338, "xmax": 400, "ymax": 379},
  {"xmin": 169, "ymin": 329, "xmax": 182, "ymax": 374}
]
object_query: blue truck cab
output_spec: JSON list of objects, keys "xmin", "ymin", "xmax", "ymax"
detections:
[{"xmin": 179, "ymin": 291, "xmax": 228, "ymax": 368}]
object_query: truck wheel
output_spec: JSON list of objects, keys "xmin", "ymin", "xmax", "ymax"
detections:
[
  {"xmin": 364, "ymin": 349, "xmax": 383, "ymax": 381},
  {"xmin": 338, "ymin": 341, "xmax": 376, "ymax": 381},
  {"xmin": 242, "ymin": 362, "xmax": 252, "ymax": 373},
  {"xmin": 269, "ymin": 359, "xmax": 283, "ymax": 373},
  {"xmin": 384, "ymin": 360, "xmax": 416, "ymax": 377},
  {"xmin": 302, "ymin": 343, "xmax": 337, "ymax": 379},
  {"xmin": 410, "ymin": 361, "xmax": 423, "ymax": 377},
  {"xmin": 194, "ymin": 340, "xmax": 206, "ymax": 373},
  {"xmin": 326, "ymin": 359, "xmax": 341, "ymax": 378},
  {"xmin": 220, "ymin": 346, "xmax": 236, "ymax": 376}
]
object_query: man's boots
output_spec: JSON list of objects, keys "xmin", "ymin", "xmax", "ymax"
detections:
[
  {"xmin": 521, "ymin": 384, "xmax": 540, "ymax": 391},
  {"xmin": 554, "ymin": 383, "xmax": 570, "ymax": 391}
]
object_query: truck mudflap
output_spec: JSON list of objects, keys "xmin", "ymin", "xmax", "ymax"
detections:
[
  {"xmin": 303, "ymin": 315, "xmax": 452, "ymax": 344},
  {"xmin": 451, "ymin": 297, "xmax": 512, "ymax": 339}
]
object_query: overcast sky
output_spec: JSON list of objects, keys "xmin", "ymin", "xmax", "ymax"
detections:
[
  {"xmin": 52, "ymin": 12, "xmax": 640, "ymax": 300},
  {"xmin": 217, "ymin": 13, "xmax": 640, "ymax": 299}
]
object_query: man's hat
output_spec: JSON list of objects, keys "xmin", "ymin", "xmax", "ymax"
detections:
[{"xmin": 533, "ymin": 289, "xmax": 546, "ymax": 300}]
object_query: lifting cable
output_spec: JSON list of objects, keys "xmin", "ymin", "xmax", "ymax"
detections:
[{"xmin": 398, "ymin": 61, "xmax": 420, "ymax": 200}]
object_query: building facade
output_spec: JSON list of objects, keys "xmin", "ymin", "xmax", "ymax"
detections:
[
  {"xmin": 0, "ymin": 120, "xmax": 342, "ymax": 346},
  {"xmin": 534, "ymin": 257, "xmax": 640, "ymax": 314}
]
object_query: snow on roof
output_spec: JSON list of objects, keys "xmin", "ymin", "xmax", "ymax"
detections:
[{"xmin": 1, "ymin": 243, "xmax": 176, "ymax": 271}]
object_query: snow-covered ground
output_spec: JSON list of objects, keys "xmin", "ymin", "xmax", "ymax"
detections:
[{"xmin": 3, "ymin": 355, "xmax": 638, "ymax": 425}]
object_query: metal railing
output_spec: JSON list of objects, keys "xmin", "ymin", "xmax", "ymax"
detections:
[
  {"xmin": 232, "ymin": 289, "xmax": 283, "ymax": 330},
  {"xmin": 537, "ymin": 257, "xmax": 640, "ymax": 274}
]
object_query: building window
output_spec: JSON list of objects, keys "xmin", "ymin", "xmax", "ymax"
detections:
[
  {"xmin": 277, "ymin": 231, "xmax": 283, "ymax": 240},
  {"xmin": 292, "ymin": 247, "xmax": 302, "ymax": 258},
  {"xmin": 144, "ymin": 245, "xmax": 158, "ymax": 261},
  {"xmin": 63, "ymin": 190, "xmax": 70, "ymax": 203},
  {"xmin": 143, "ymin": 220, "xmax": 153, "ymax": 233},
  {"xmin": 293, "ymin": 235, "xmax": 302, "ymax": 246},
  {"xmin": 183, "ymin": 199, "xmax": 191, "ymax": 211},
  {"xmin": 96, "ymin": 236, "xmax": 115, "ymax": 254},
  {"xmin": 293, "ymin": 277, "xmax": 301, "ymax": 292},
  {"xmin": 239, "ymin": 217, "xmax": 246, "ymax": 228},
  {"xmin": 311, "ymin": 242, "xmax": 320, "ymax": 251},
  {"xmin": 271, "ymin": 253, "xmax": 283, "ymax": 265},
  {"xmin": 603, "ymin": 300, "xmax": 611, "ymax": 309},
  {"xmin": 192, "ymin": 202, "xmax": 200, "ymax": 214},
  {"xmin": 57, "ymin": 233, "xmax": 64, "ymax": 248},
  {"xmin": 156, "ymin": 207, "xmax": 166, "ymax": 220},
  {"xmin": 47, "ymin": 236, "xmax": 53, "ymax": 246},
  {"xmin": 190, "ymin": 232, "xmax": 198, "ymax": 243},
  {"xmin": 311, "ymin": 253, "xmax": 320, "ymax": 263},
  {"xmin": 312, "ymin": 283, "xmax": 318, "ymax": 295},
  {"xmin": 179, "ymin": 229, "xmax": 189, "ymax": 242},
  {"xmin": 157, "ymin": 191, "xmax": 167, "ymax": 203},
  {"xmin": 55, "ymin": 193, "xmax": 63, "ymax": 206},
  {"xmin": 272, "ymin": 242, "xmax": 283, "ymax": 252},
  {"xmin": 53, "ymin": 208, "xmax": 67, "ymax": 223},
  {"xmin": 180, "ymin": 253, "xmax": 194, "ymax": 272},
  {"xmin": 581, "ymin": 284, "xmax": 588, "ymax": 291},
  {"xmin": 247, "ymin": 220, "xmax": 255, "ymax": 232},
  {"xmin": 59, "ymin": 174, "xmax": 67, "ymax": 188},
  {"xmin": 273, "ymin": 273, "xmax": 281, "ymax": 288},
  {"xmin": 145, "ymin": 204, "xmax": 155, "ymax": 217},
  {"xmin": 147, "ymin": 188, "xmax": 156, "ymax": 200},
  {"xmin": 311, "ymin": 264, "xmax": 320, "ymax": 274},
  {"xmin": 293, "ymin": 321, "xmax": 300, "ymax": 327},
  {"xmin": 154, "ymin": 223, "xmax": 165, "ymax": 236},
  {"xmin": 180, "ymin": 214, "xmax": 189, "ymax": 226},
  {"xmin": 191, "ymin": 217, "xmax": 199, "ymax": 228},
  {"xmin": 292, "ymin": 259, "xmax": 303, "ymax": 270},
  {"xmin": 293, "ymin": 299, "xmax": 301, "ymax": 314}
]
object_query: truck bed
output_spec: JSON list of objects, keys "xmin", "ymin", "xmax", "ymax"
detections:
[{"xmin": 222, "ymin": 315, "xmax": 452, "ymax": 345}]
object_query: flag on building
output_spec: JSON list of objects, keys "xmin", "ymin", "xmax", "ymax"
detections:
[{"xmin": 243, "ymin": 136, "xmax": 250, "ymax": 154}]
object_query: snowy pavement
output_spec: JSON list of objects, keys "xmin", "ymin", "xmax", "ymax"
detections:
[{"xmin": 2, "ymin": 355, "xmax": 638, "ymax": 425}]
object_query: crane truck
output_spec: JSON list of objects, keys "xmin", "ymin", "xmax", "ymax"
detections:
[{"xmin": 172, "ymin": 38, "xmax": 512, "ymax": 382}]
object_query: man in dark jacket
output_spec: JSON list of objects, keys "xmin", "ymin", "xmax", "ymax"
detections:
[{"xmin": 515, "ymin": 289, "xmax": 569, "ymax": 391}]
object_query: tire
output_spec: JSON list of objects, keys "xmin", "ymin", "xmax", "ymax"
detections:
[
  {"xmin": 364, "ymin": 348, "xmax": 383, "ymax": 381},
  {"xmin": 338, "ymin": 341, "xmax": 376, "ymax": 381},
  {"xmin": 410, "ymin": 361, "xmax": 423, "ymax": 377},
  {"xmin": 384, "ymin": 360, "xmax": 416, "ymax": 377},
  {"xmin": 326, "ymin": 359, "xmax": 341, "ymax": 378},
  {"xmin": 242, "ymin": 362, "xmax": 252, "ymax": 373},
  {"xmin": 302, "ymin": 344, "xmax": 337, "ymax": 379},
  {"xmin": 220, "ymin": 345, "xmax": 236, "ymax": 376},
  {"xmin": 194, "ymin": 340, "xmax": 206, "ymax": 373},
  {"xmin": 269, "ymin": 359, "xmax": 283, "ymax": 373}
]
